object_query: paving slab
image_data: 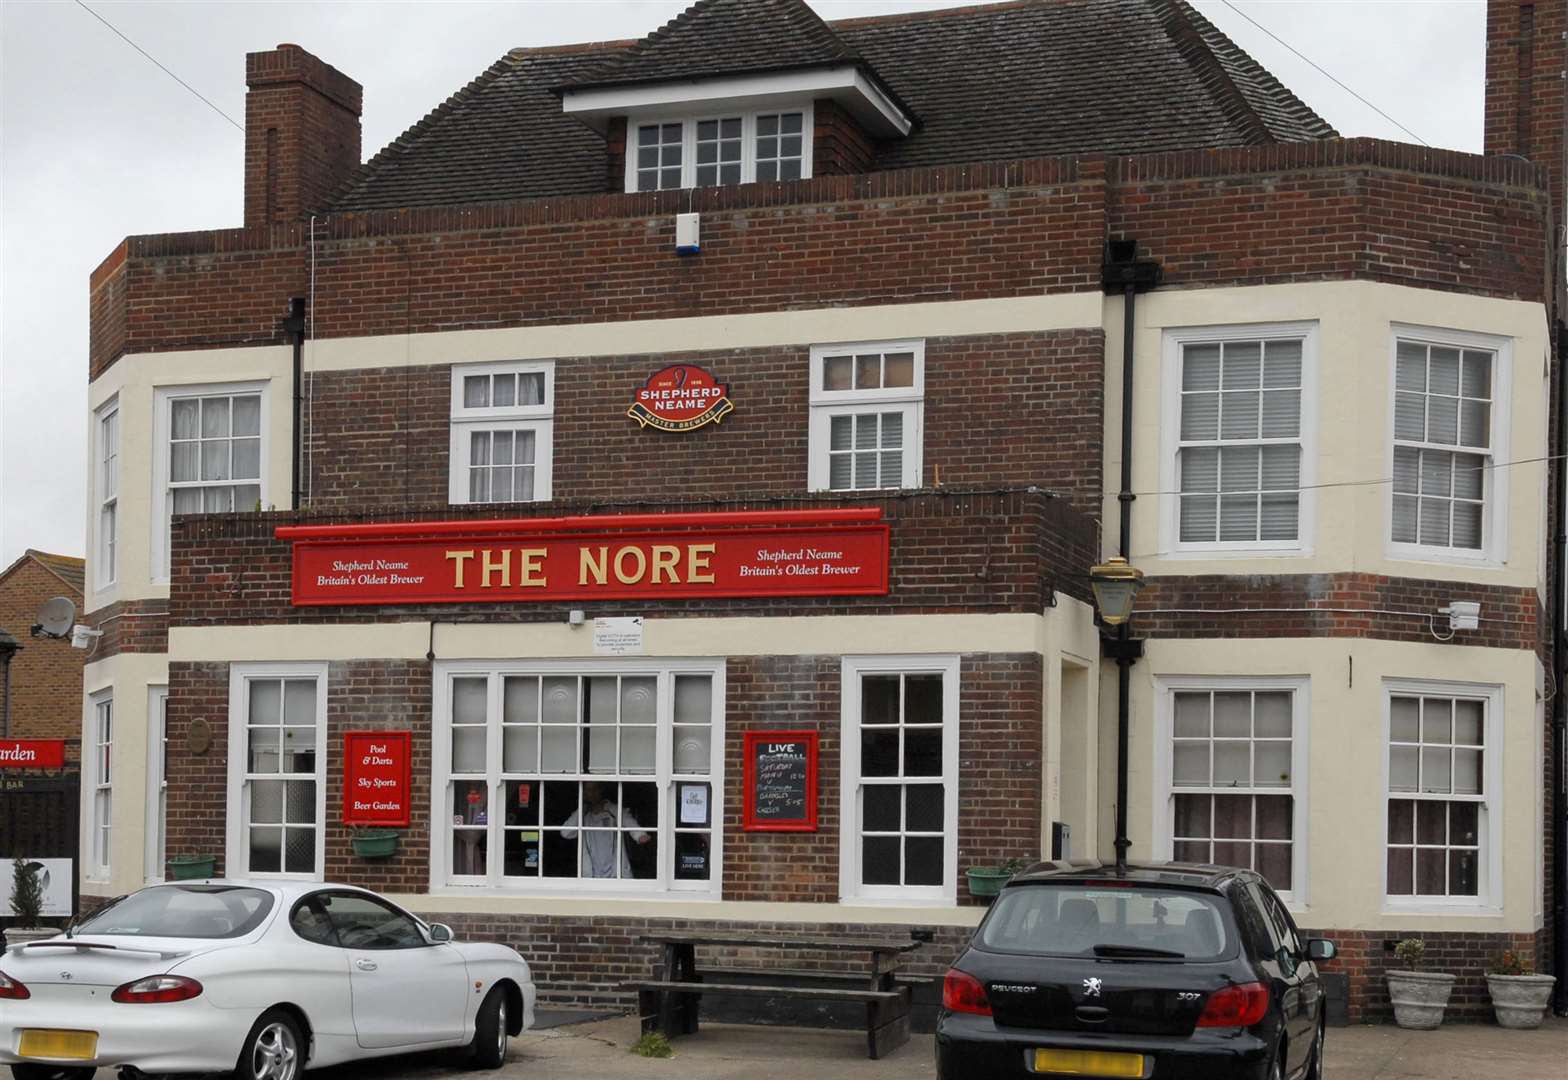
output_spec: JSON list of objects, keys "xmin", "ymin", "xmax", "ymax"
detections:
[{"xmin": 85, "ymin": 1012, "xmax": 1568, "ymax": 1079}]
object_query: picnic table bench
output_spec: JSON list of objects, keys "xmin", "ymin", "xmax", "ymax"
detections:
[{"xmin": 621, "ymin": 931, "xmax": 927, "ymax": 1059}]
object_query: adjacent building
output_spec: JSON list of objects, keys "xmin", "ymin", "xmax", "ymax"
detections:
[{"xmin": 81, "ymin": 0, "xmax": 1563, "ymax": 1022}]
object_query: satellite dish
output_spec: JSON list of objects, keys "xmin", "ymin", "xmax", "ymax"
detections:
[{"xmin": 32, "ymin": 597, "xmax": 75, "ymax": 639}]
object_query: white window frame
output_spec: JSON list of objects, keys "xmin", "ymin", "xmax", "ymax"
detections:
[
  {"xmin": 429, "ymin": 658, "xmax": 726, "ymax": 899},
  {"xmin": 225, "ymin": 662, "xmax": 329, "ymax": 883},
  {"xmin": 1385, "ymin": 324, "xmax": 1512, "ymax": 567},
  {"xmin": 623, "ymin": 103, "xmax": 814, "ymax": 192},
  {"xmin": 448, "ymin": 361, "xmax": 554, "ymax": 505},
  {"xmin": 808, "ymin": 339, "xmax": 925, "ymax": 493},
  {"xmin": 1158, "ymin": 322, "xmax": 1319, "ymax": 557},
  {"xmin": 838, "ymin": 654, "xmax": 960, "ymax": 905},
  {"xmin": 150, "ymin": 380, "xmax": 269, "ymax": 582},
  {"xmin": 145, "ymin": 686, "xmax": 168, "ymax": 884},
  {"xmin": 1152, "ymin": 675, "xmax": 1311, "ymax": 909},
  {"xmin": 96, "ymin": 398, "xmax": 119, "ymax": 591},
  {"xmin": 84, "ymin": 689, "xmax": 114, "ymax": 882},
  {"xmin": 1380, "ymin": 678, "xmax": 1504, "ymax": 915}
]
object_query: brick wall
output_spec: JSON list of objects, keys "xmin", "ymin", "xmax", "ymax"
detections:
[
  {"xmin": 244, "ymin": 44, "xmax": 363, "ymax": 227},
  {"xmin": 1138, "ymin": 573, "xmax": 1542, "ymax": 651},
  {"xmin": 165, "ymin": 490, "xmax": 1095, "ymax": 633},
  {"xmin": 88, "ymin": 141, "xmax": 1549, "ymax": 382},
  {"xmin": 812, "ymin": 98, "xmax": 876, "ymax": 176},
  {"xmin": 1486, "ymin": 0, "xmax": 1567, "ymax": 225},
  {"xmin": 0, "ymin": 558, "xmax": 84, "ymax": 756},
  {"xmin": 302, "ymin": 330, "xmax": 1104, "ymax": 517},
  {"xmin": 84, "ymin": 599, "xmax": 170, "ymax": 656},
  {"xmin": 163, "ymin": 651, "xmax": 1041, "ymax": 908},
  {"xmin": 1304, "ymin": 926, "xmax": 1545, "ymax": 1023}
]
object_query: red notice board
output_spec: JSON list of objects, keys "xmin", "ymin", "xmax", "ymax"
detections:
[
  {"xmin": 342, "ymin": 731, "xmax": 412, "ymax": 827},
  {"xmin": 742, "ymin": 731, "xmax": 818, "ymax": 832}
]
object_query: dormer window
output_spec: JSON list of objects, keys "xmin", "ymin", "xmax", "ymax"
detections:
[{"xmin": 628, "ymin": 106, "xmax": 811, "ymax": 192}]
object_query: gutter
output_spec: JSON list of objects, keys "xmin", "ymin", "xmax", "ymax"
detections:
[{"xmin": 1553, "ymin": 319, "xmax": 1567, "ymax": 1016}]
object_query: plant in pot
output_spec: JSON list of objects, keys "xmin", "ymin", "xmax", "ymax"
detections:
[
  {"xmin": 1484, "ymin": 950, "xmax": 1557, "ymax": 1029},
  {"xmin": 1386, "ymin": 937, "xmax": 1456, "ymax": 1029},
  {"xmin": 965, "ymin": 856, "xmax": 1031, "ymax": 899},
  {"xmin": 5, "ymin": 858, "xmax": 58, "ymax": 948},
  {"xmin": 167, "ymin": 853, "xmax": 217, "ymax": 880}
]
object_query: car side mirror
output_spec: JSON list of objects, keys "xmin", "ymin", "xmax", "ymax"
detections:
[
  {"xmin": 428, "ymin": 923, "xmax": 454, "ymax": 944},
  {"xmin": 1306, "ymin": 938, "xmax": 1336, "ymax": 961}
]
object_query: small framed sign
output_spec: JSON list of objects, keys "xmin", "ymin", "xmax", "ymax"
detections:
[
  {"xmin": 342, "ymin": 731, "xmax": 413, "ymax": 827},
  {"xmin": 742, "ymin": 730, "xmax": 818, "ymax": 832}
]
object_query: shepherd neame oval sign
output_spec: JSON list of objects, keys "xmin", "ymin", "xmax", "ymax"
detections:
[{"xmin": 627, "ymin": 364, "xmax": 733, "ymax": 432}]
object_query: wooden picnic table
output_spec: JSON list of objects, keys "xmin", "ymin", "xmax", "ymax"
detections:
[{"xmin": 625, "ymin": 931, "xmax": 926, "ymax": 1058}]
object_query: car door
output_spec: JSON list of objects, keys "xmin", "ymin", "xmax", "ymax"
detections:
[
  {"xmin": 317, "ymin": 890, "xmax": 469, "ymax": 1049},
  {"xmin": 1249, "ymin": 883, "xmax": 1311, "ymax": 1076},
  {"xmin": 1260, "ymin": 884, "xmax": 1322, "ymax": 1074}
]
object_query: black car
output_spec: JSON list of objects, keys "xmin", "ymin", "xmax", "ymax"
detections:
[{"xmin": 936, "ymin": 862, "xmax": 1335, "ymax": 1080}]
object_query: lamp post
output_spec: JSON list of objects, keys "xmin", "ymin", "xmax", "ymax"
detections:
[
  {"xmin": 1091, "ymin": 558, "xmax": 1144, "ymax": 874},
  {"xmin": 0, "ymin": 628, "xmax": 21, "ymax": 739}
]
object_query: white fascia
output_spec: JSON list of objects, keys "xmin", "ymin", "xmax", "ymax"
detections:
[{"xmin": 562, "ymin": 66, "xmax": 912, "ymax": 137}]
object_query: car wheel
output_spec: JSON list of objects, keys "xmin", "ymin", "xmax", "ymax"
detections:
[
  {"xmin": 467, "ymin": 986, "xmax": 509, "ymax": 1070},
  {"xmin": 1307, "ymin": 1018, "xmax": 1326, "ymax": 1080},
  {"xmin": 10, "ymin": 1067, "xmax": 95, "ymax": 1080},
  {"xmin": 235, "ymin": 1008, "xmax": 304, "ymax": 1080}
]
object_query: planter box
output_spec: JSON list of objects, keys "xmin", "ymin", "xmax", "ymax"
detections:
[
  {"xmin": 168, "ymin": 855, "xmax": 217, "ymax": 880},
  {"xmin": 1486, "ymin": 973, "xmax": 1556, "ymax": 1029},
  {"xmin": 352, "ymin": 830, "xmax": 400, "ymax": 859},
  {"xmin": 965, "ymin": 869, "xmax": 1014, "ymax": 898},
  {"xmin": 3, "ymin": 927, "xmax": 59, "ymax": 950},
  {"xmin": 1386, "ymin": 970, "xmax": 1456, "ymax": 1030}
]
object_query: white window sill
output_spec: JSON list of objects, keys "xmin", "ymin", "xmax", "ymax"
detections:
[
  {"xmin": 430, "ymin": 885, "xmax": 722, "ymax": 902},
  {"xmin": 1157, "ymin": 545, "xmax": 1315, "ymax": 561},
  {"xmin": 1381, "ymin": 901, "xmax": 1503, "ymax": 918},
  {"xmin": 1385, "ymin": 544, "xmax": 1505, "ymax": 571},
  {"xmin": 839, "ymin": 893, "xmax": 958, "ymax": 908}
]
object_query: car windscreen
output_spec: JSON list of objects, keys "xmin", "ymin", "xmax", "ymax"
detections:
[
  {"xmin": 73, "ymin": 885, "xmax": 275, "ymax": 939},
  {"xmin": 979, "ymin": 883, "xmax": 1231, "ymax": 960}
]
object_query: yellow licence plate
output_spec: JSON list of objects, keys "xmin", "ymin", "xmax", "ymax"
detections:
[
  {"xmin": 1033, "ymin": 1048, "xmax": 1145, "ymax": 1078},
  {"xmin": 18, "ymin": 1030, "xmax": 97, "ymax": 1061}
]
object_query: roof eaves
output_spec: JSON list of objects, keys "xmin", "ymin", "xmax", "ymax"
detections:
[{"xmin": 1154, "ymin": 0, "xmax": 1273, "ymax": 145}]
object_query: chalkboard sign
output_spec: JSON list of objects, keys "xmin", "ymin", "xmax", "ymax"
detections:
[{"xmin": 743, "ymin": 730, "xmax": 819, "ymax": 832}]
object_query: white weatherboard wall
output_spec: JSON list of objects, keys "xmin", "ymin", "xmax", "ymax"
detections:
[
  {"xmin": 80, "ymin": 651, "xmax": 169, "ymax": 898},
  {"xmin": 1118, "ymin": 636, "xmax": 1541, "ymax": 933},
  {"xmin": 1102, "ymin": 279, "xmax": 1550, "ymax": 586}
]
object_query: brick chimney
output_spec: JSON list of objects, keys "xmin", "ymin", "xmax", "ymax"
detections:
[
  {"xmin": 1485, "ymin": 1, "xmax": 1567, "ymax": 219},
  {"xmin": 244, "ymin": 44, "xmax": 362, "ymax": 227}
]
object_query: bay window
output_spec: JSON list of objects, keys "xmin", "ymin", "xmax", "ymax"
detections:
[
  {"xmin": 433, "ymin": 661, "xmax": 723, "ymax": 894},
  {"xmin": 1159, "ymin": 677, "xmax": 1307, "ymax": 900},
  {"xmin": 97, "ymin": 402, "xmax": 119, "ymax": 587},
  {"xmin": 87, "ymin": 692, "xmax": 113, "ymax": 880}
]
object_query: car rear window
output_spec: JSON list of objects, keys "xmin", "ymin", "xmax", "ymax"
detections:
[
  {"xmin": 979, "ymin": 883, "xmax": 1231, "ymax": 960},
  {"xmin": 73, "ymin": 885, "xmax": 275, "ymax": 939}
]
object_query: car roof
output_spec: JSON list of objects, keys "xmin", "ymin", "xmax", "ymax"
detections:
[
  {"xmin": 138, "ymin": 879, "xmax": 376, "ymax": 902},
  {"xmin": 1004, "ymin": 860, "xmax": 1258, "ymax": 891}
]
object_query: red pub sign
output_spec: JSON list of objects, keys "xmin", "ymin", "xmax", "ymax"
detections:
[
  {"xmin": 342, "ymin": 730, "xmax": 412, "ymax": 827},
  {"xmin": 280, "ymin": 509, "xmax": 890, "ymax": 607},
  {"xmin": 626, "ymin": 364, "xmax": 734, "ymax": 432},
  {"xmin": 0, "ymin": 740, "xmax": 66, "ymax": 770}
]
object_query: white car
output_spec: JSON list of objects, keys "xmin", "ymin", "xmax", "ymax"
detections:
[{"xmin": 0, "ymin": 881, "xmax": 535, "ymax": 1080}]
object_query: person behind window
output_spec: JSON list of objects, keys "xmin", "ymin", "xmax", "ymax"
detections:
[{"xmin": 561, "ymin": 781, "xmax": 649, "ymax": 878}]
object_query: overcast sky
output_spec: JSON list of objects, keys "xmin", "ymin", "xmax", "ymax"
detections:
[{"xmin": 0, "ymin": 0, "xmax": 1485, "ymax": 568}]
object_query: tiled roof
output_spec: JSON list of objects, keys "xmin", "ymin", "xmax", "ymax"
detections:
[
  {"xmin": 562, "ymin": 0, "xmax": 863, "ymax": 90},
  {"xmin": 327, "ymin": 43, "xmax": 625, "ymax": 213},
  {"xmin": 329, "ymin": 0, "xmax": 1335, "ymax": 213},
  {"xmin": 0, "ymin": 550, "xmax": 85, "ymax": 597}
]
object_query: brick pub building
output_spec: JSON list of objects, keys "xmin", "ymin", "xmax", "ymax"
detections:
[{"xmin": 81, "ymin": 0, "xmax": 1564, "ymax": 1023}]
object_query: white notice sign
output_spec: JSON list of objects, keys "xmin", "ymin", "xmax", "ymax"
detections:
[
  {"xmin": 4, "ymin": 858, "xmax": 73, "ymax": 917},
  {"xmin": 593, "ymin": 617, "xmax": 645, "ymax": 656}
]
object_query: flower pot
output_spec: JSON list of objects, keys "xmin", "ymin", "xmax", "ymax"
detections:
[
  {"xmin": 1486, "ymin": 973, "xmax": 1556, "ymax": 1029},
  {"xmin": 4, "ymin": 926, "xmax": 59, "ymax": 949},
  {"xmin": 1386, "ymin": 970, "xmax": 1456, "ymax": 1029},
  {"xmin": 352, "ymin": 830, "xmax": 400, "ymax": 859},
  {"xmin": 168, "ymin": 855, "xmax": 217, "ymax": 880},
  {"xmin": 965, "ymin": 868, "xmax": 1014, "ymax": 898}
]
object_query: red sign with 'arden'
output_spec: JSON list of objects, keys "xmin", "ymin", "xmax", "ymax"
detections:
[
  {"xmin": 280, "ymin": 510, "xmax": 890, "ymax": 607},
  {"xmin": 0, "ymin": 740, "xmax": 67, "ymax": 770},
  {"xmin": 342, "ymin": 731, "xmax": 412, "ymax": 827}
]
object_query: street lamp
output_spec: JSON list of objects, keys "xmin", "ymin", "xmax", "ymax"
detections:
[
  {"xmin": 1089, "ymin": 557, "xmax": 1144, "ymax": 626},
  {"xmin": 1090, "ymin": 558, "xmax": 1145, "ymax": 875},
  {"xmin": 0, "ymin": 628, "xmax": 22, "ymax": 739}
]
